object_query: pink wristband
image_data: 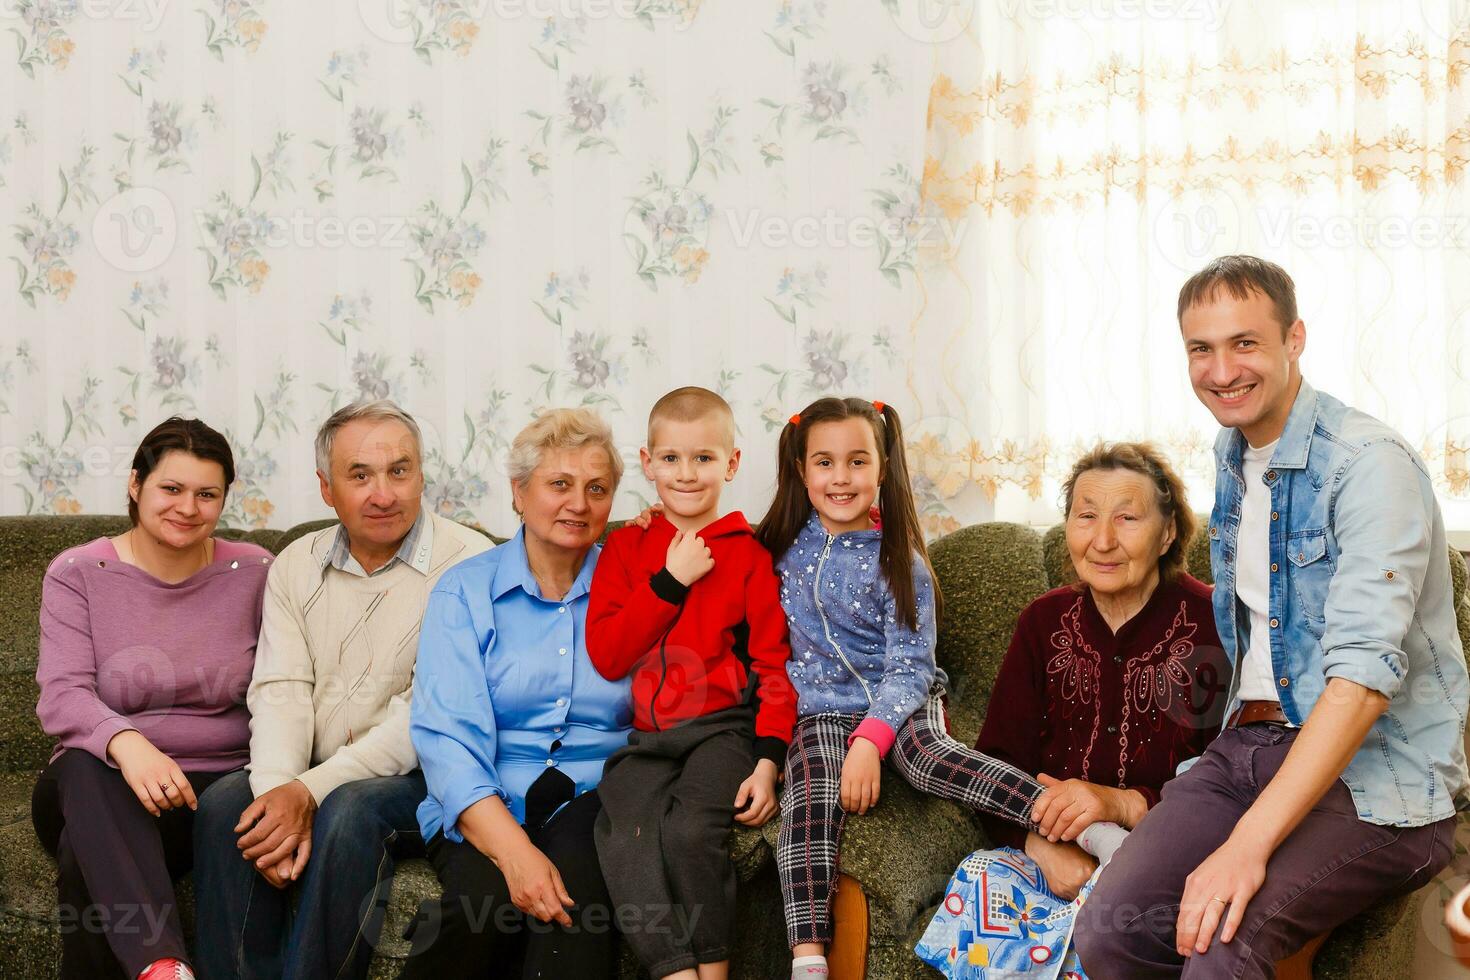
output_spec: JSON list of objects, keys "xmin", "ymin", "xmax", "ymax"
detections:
[{"xmin": 848, "ymin": 718, "xmax": 897, "ymax": 758}]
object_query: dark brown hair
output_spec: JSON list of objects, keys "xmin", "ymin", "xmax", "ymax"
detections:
[
  {"xmin": 1176, "ymin": 254, "xmax": 1298, "ymax": 336},
  {"xmin": 1060, "ymin": 441, "xmax": 1196, "ymax": 583},
  {"xmin": 755, "ymin": 397, "xmax": 939, "ymax": 630},
  {"xmin": 128, "ymin": 417, "xmax": 236, "ymax": 525}
]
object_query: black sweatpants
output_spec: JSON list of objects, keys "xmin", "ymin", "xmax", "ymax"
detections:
[
  {"xmin": 400, "ymin": 782, "xmax": 618, "ymax": 979},
  {"xmin": 31, "ymin": 748, "xmax": 233, "ymax": 980},
  {"xmin": 594, "ymin": 702, "xmax": 757, "ymax": 978}
]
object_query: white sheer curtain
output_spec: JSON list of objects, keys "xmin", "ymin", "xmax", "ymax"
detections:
[{"xmin": 913, "ymin": 0, "xmax": 1470, "ymax": 532}]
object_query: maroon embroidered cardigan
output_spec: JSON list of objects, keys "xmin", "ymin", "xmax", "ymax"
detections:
[{"xmin": 974, "ymin": 574, "xmax": 1228, "ymax": 849}]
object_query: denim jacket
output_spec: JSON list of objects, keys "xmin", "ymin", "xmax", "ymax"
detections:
[
  {"xmin": 1204, "ymin": 380, "xmax": 1469, "ymax": 827},
  {"xmin": 777, "ymin": 512, "xmax": 943, "ymax": 754}
]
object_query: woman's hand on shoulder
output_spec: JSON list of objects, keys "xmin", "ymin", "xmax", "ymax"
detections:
[
  {"xmin": 1023, "ymin": 831, "xmax": 1097, "ymax": 902},
  {"xmin": 629, "ymin": 502, "xmax": 664, "ymax": 530},
  {"xmin": 105, "ymin": 730, "xmax": 197, "ymax": 816}
]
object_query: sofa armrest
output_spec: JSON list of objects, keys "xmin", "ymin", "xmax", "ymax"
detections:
[
  {"xmin": 1311, "ymin": 890, "xmax": 1417, "ymax": 979},
  {"xmin": 730, "ymin": 822, "xmax": 773, "ymax": 883}
]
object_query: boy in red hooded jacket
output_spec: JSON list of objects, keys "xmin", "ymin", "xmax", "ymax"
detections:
[{"xmin": 589, "ymin": 386, "xmax": 796, "ymax": 980}]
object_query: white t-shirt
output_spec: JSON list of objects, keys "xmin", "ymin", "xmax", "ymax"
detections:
[{"xmin": 1234, "ymin": 439, "xmax": 1281, "ymax": 703}]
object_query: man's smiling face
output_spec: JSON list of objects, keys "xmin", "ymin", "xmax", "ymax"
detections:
[{"xmin": 1181, "ymin": 286, "xmax": 1305, "ymax": 447}]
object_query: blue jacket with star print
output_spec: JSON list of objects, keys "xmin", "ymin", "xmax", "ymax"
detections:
[{"xmin": 775, "ymin": 511, "xmax": 943, "ymax": 755}]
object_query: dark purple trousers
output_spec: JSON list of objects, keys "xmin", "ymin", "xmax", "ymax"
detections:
[
  {"xmin": 32, "ymin": 748, "xmax": 232, "ymax": 980},
  {"xmin": 1074, "ymin": 723, "xmax": 1454, "ymax": 980}
]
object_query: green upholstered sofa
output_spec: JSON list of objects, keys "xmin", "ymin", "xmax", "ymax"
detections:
[{"xmin": 1, "ymin": 514, "xmax": 1465, "ymax": 978}]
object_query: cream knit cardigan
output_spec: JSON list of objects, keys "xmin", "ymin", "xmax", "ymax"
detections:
[{"xmin": 245, "ymin": 512, "xmax": 492, "ymax": 802}]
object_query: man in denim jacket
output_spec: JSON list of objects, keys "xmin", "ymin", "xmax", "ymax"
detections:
[{"xmin": 1076, "ymin": 255, "xmax": 1468, "ymax": 979}]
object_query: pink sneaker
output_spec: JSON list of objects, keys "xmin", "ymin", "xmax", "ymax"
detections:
[{"xmin": 137, "ymin": 959, "xmax": 195, "ymax": 980}]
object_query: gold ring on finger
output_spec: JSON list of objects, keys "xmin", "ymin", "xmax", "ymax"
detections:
[{"xmin": 1210, "ymin": 896, "xmax": 1228, "ymax": 905}]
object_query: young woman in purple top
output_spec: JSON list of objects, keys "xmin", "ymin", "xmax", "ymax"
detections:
[{"xmin": 31, "ymin": 418, "xmax": 272, "ymax": 980}]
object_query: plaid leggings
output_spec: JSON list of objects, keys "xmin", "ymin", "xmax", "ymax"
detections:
[{"xmin": 776, "ymin": 692, "xmax": 1044, "ymax": 948}]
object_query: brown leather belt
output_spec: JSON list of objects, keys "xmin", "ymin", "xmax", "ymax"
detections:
[{"xmin": 1227, "ymin": 700, "xmax": 1290, "ymax": 727}]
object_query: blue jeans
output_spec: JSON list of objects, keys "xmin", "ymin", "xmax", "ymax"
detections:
[{"xmin": 192, "ymin": 769, "xmax": 426, "ymax": 980}]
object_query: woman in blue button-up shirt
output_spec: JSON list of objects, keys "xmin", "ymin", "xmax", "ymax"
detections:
[{"xmin": 402, "ymin": 408, "xmax": 632, "ymax": 979}]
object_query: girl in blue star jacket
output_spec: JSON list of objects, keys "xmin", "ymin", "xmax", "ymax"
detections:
[{"xmin": 756, "ymin": 397, "xmax": 1049, "ymax": 980}]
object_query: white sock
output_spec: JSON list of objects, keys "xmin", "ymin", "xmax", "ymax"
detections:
[
  {"xmin": 792, "ymin": 954, "xmax": 829, "ymax": 978},
  {"xmin": 1075, "ymin": 820, "xmax": 1129, "ymax": 865}
]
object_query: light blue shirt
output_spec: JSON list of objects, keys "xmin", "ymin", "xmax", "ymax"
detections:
[
  {"xmin": 1202, "ymin": 380, "xmax": 1469, "ymax": 826},
  {"xmin": 411, "ymin": 528, "xmax": 633, "ymax": 841}
]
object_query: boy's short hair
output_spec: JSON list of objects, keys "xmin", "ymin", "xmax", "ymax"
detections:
[{"xmin": 647, "ymin": 386, "xmax": 736, "ymax": 449}]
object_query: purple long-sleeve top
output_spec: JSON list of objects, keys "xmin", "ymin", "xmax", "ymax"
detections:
[{"xmin": 36, "ymin": 536, "xmax": 272, "ymax": 772}]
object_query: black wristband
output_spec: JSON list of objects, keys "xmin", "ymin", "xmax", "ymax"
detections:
[
  {"xmin": 754, "ymin": 736, "xmax": 788, "ymax": 771},
  {"xmin": 649, "ymin": 567, "xmax": 690, "ymax": 605}
]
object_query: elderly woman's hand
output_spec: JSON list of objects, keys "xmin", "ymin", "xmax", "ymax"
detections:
[
  {"xmin": 499, "ymin": 837, "xmax": 576, "ymax": 927},
  {"xmin": 1032, "ymin": 773, "xmax": 1148, "ymax": 840},
  {"xmin": 1024, "ymin": 832, "xmax": 1098, "ymax": 901}
]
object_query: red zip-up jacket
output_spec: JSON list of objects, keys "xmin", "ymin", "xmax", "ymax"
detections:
[{"xmin": 587, "ymin": 511, "xmax": 797, "ymax": 767}]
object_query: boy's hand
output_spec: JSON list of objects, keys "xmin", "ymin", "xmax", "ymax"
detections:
[
  {"xmin": 631, "ymin": 502, "xmax": 664, "ymax": 529},
  {"xmin": 665, "ymin": 529, "xmax": 714, "ymax": 586},
  {"xmin": 840, "ymin": 738, "xmax": 882, "ymax": 815},
  {"xmin": 734, "ymin": 759, "xmax": 779, "ymax": 827}
]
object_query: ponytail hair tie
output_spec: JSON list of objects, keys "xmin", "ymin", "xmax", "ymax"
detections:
[
  {"xmin": 873, "ymin": 400, "xmax": 885, "ymax": 413},
  {"xmin": 789, "ymin": 413, "xmax": 802, "ymax": 425}
]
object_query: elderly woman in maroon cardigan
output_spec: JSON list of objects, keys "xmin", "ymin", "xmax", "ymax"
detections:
[{"xmin": 974, "ymin": 442, "xmax": 1229, "ymax": 900}]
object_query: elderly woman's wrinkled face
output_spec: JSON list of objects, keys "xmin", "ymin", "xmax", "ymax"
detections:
[
  {"xmin": 512, "ymin": 445, "xmax": 616, "ymax": 553},
  {"xmin": 1065, "ymin": 468, "xmax": 1176, "ymax": 599}
]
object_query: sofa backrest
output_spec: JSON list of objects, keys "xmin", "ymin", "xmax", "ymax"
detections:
[
  {"xmin": 2, "ymin": 515, "xmax": 1467, "ymax": 774},
  {"xmin": 928, "ymin": 522, "xmax": 1049, "ymax": 707}
]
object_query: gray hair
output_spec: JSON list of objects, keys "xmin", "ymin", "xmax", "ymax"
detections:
[
  {"xmin": 314, "ymin": 399, "xmax": 424, "ymax": 478},
  {"xmin": 508, "ymin": 407, "xmax": 623, "ymax": 489}
]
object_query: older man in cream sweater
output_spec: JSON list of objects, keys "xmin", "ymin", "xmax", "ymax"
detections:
[{"xmin": 193, "ymin": 401, "xmax": 490, "ymax": 980}]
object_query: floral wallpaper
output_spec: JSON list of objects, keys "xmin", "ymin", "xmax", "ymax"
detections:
[
  {"xmin": 4, "ymin": 1, "xmax": 1468, "ymax": 540},
  {"xmin": 0, "ymin": 1, "xmax": 965, "ymax": 534}
]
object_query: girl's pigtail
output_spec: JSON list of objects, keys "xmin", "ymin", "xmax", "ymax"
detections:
[
  {"xmin": 755, "ymin": 415, "xmax": 814, "ymax": 561},
  {"xmin": 874, "ymin": 402, "xmax": 942, "ymax": 630}
]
